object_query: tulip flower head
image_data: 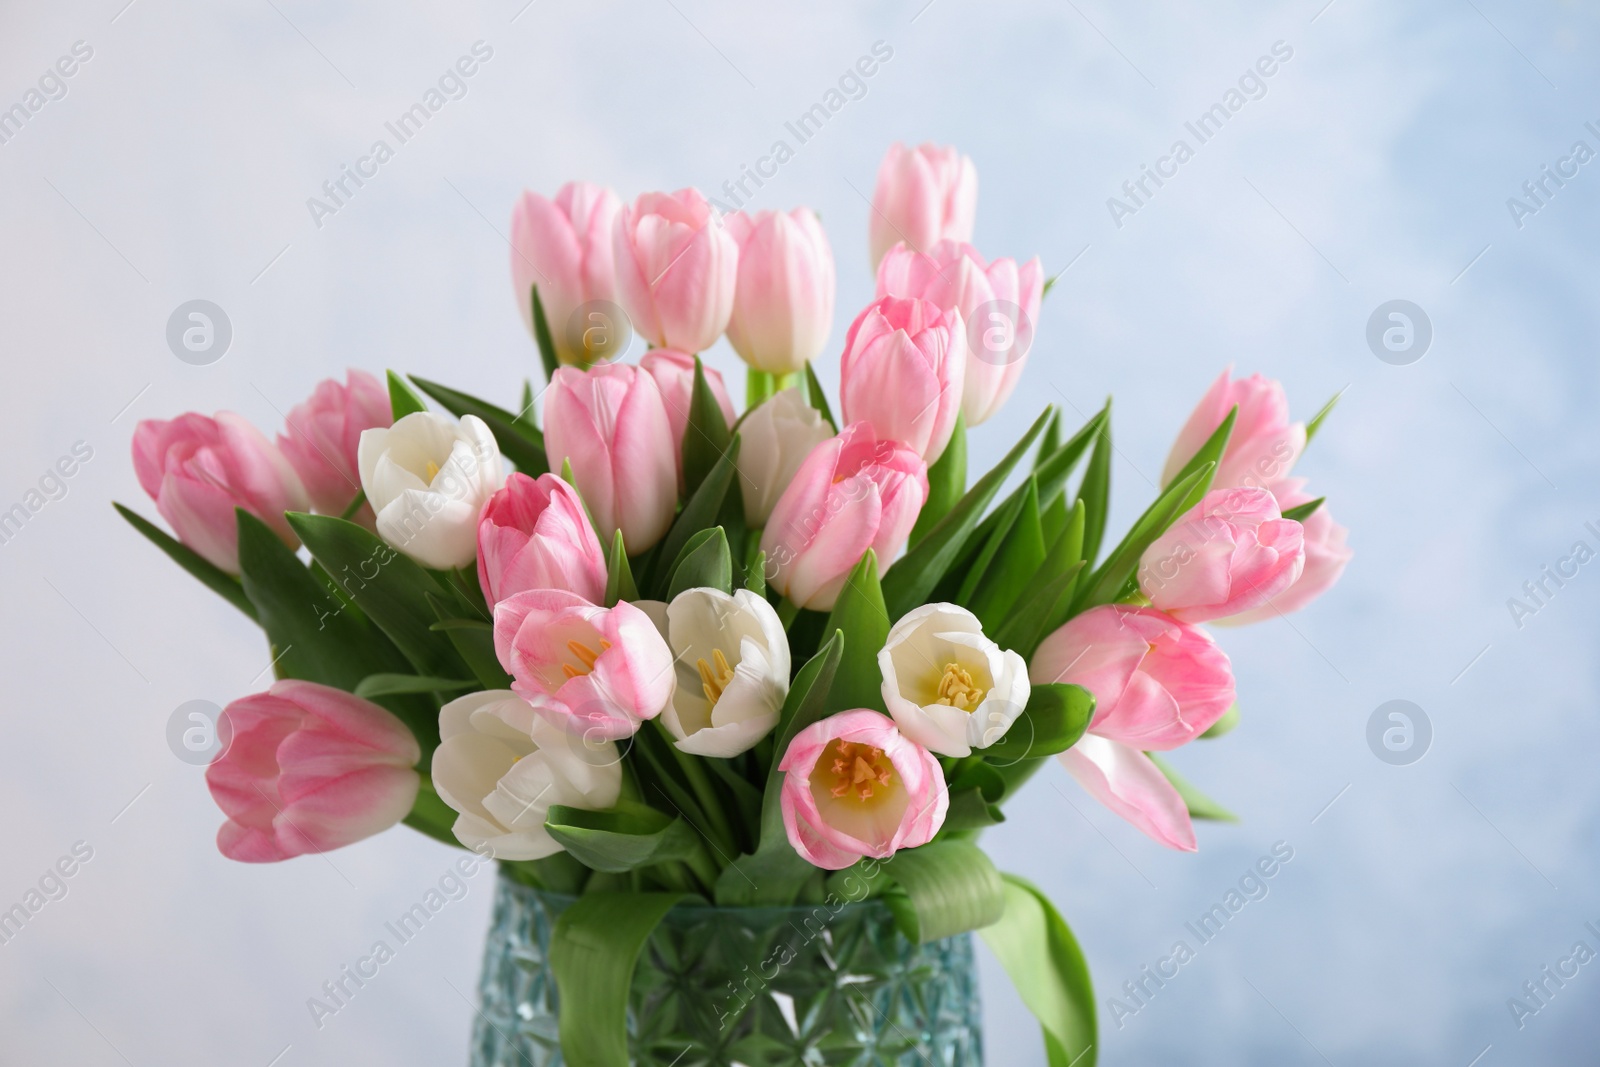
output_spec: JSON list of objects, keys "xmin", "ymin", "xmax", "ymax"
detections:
[
  {"xmin": 1162, "ymin": 369, "xmax": 1305, "ymax": 491},
  {"xmin": 637, "ymin": 349, "xmax": 737, "ymax": 489},
  {"xmin": 276, "ymin": 370, "xmax": 391, "ymax": 520},
  {"xmin": 1138, "ymin": 487, "xmax": 1306, "ymax": 624},
  {"xmin": 868, "ymin": 142, "xmax": 978, "ymax": 269},
  {"xmin": 879, "ymin": 603, "xmax": 1030, "ymax": 757},
  {"xmin": 613, "ymin": 188, "xmax": 738, "ymax": 353},
  {"xmin": 839, "ymin": 295, "xmax": 966, "ymax": 464},
  {"xmin": 1223, "ymin": 479, "xmax": 1351, "ymax": 623},
  {"xmin": 511, "ymin": 181, "xmax": 626, "ymax": 365},
  {"xmin": 735, "ymin": 387, "xmax": 834, "ymax": 526},
  {"xmin": 723, "ymin": 207, "xmax": 837, "ymax": 375},
  {"xmin": 476, "ymin": 471, "xmax": 608, "ymax": 608}
]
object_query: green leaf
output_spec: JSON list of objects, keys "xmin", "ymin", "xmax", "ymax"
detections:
[
  {"xmin": 287, "ymin": 513, "xmax": 472, "ymax": 682},
  {"xmin": 545, "ymin": 802, "xmax": 708, "ymax": 875},
  {"xmin": 1304, "ymin": 387, "xmax": 1343, "ymax": 446},
  {"xmin": 1034, "ymin": 409, "xmax": 1062, "ymax": 470},
  {"xmin": 550, "ymin": 892, "xmax": 687, "ymax": 1067},
  {"xmin": 714, "ymin": 633, "xmax": 843, "ymax": 906},
  {"xmin": 942, "ymin": 787, "xmax": 1007, "ymax": 833},
  {"xmin": 911, "ymin": 411, "xmax": 967, "ymax": 547},
  {"xmin": 407, "ymin": 374, "xmax": 549, "ymax": 476},
  {"xmin": 876, "ymin": 840, "xmax": 1005, "ymax": 943},
  {"xmin": 804, "ymin": 361, "xmax": 838, "ymax": 432},
  {"xmin": 650, "ymin": 435, "xmax": 740, "ymax": 598},
  {"xmin": 952, "ymin": 489, "xmax": 1026, "ymax": 606},
  {"xmin": 988, "ymin": 560, "xmax": 1082, "ymax": 665},
  {"xmin": 1166, "ymin": 406, "xmax": 1237, "ymax": 498},
  {"xmin": 1077, "ymin": 406, "xmax": 1112, "ymax": 566},
  {"xmin": 604, "ymin": 529, "xmax": 638, "ymax": 606},
  {"xmin": 426, "ymin": 593, "xmax": 512, "ymax": 691},
  {"xmin": 980, "ymin": 874, "xmax": 1097, "ymax": 1067},
  {"xmin": 1200, "ymin": 704, "xmax": 1240, "ymax": 739},
  {"xmin": 882, "ymin": 407, "xmax": 1053, "ymax": 620},
  {"xmin": 1036, "ymin": 402, "xmax": 1109, "ymax": 506},
  {"xmin": 665, "ymin": 526, "xmax": 733, "ymax": 598},
  {"xmin": 983, "ymin": 683, "xmax": 1095, "ymax": 764},
  {"xmin": 114, "ymin": 503, "xmax": 257, "ymax": 621},
  {"xmin": 681, "ymin": 356, "xmax": 733, "ymax": 499},
  {"xmin": 743, "ymin": 547, "xmax": 767, "ymax": 598},
  {"xmin": 968, "ymin": 475, "xmax": 1047, "ymax": 631},
  {"xmin": 387, "ymin": 370, "xmax": 429, "ymax": 419},
  {"xmin": 822, "ymin": 551, "xmax": 889, "ymax": 713},
  {"xmin": 1282, "ymin": 496, "xmax": 1324, "ymax": 523},
  {"xmin": 531, "ymin": 285, "xmax": 560, "ymax": 382},
  {"xmin": 338, "ymin": 490, "xmax": 367, "ymax": 522},
  {"xmin": 354, "ymin": 673, "xmax": 476, "ymax": 699},
  {"xmin": 1040, "ymin": 492, "xmax": 1069, "ymax": 548},
  {"xmin": 1146, "ymin": 751, "xmax": 1237, "ymax": 821},
  {"xmin": 1075, "ymin": 463, "xmax": 1211, "ymax": 611}
]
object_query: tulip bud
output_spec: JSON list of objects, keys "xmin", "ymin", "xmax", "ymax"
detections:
[
  {"xmin": 511, "ymin": 182, "xmax": 625, "ymax": 365},
  {"xmin": 760, "ymin": 422, "xmax": 927, "ymax": 611},
  {"xmin": 277, "ymin": 370, "xmax": 391, "ymax": 521},
  {"xmin": 735, "ymin": 387, "xmax": 833, "ymax": 526},
  {"xmin": 876, "ymin": 240, "xmax": 1042, "ymax": 426},
  {"xmin": 839, "ymin": 296, "xmax": 965, "ymax": 463},
  {"xmin": 357, "ymin": 412, "xmax": 508, "ymax": 570},
  {"xmin": 868, "ymin": 142, "xmax": 977, "ymax": 269},
  {"xmin": 613, "ymin": 188, "xmax": 737, "ymax": 353},
  {"xmin": 778, "ymin": 709, "xmax": 946, "ymax": 870},
  {"xmin": 1032, "ymin": 605, "xmax": 1236, "ymax": 851},
  {"xmin": 1162, "ymin": 370, "xmax": 1305, "ymax": 491},
  {"xmin": 132, "ymin": 412, "xmax": 308, "ymax": 574},
  {"xmin": 723, "ymin": 208, "xmax": 836, "ymax": 375},
  {"xmin": 205, "ymin": 680, "xmax": 420, "ymax": 862},
  {"xmin": 476, "ymin": 472, "xmax": 608, "ymax": 608},
  {"xmin": 1138, "ymin": 487, "xmax": 1306, "ymax": 623},
  {"xmin": 543, "ymin": 364, "xmax": 678, "ymax": 554},
  {"xmin": 638, "ymin": 349, "xmax": 736, "ymax": 489}
]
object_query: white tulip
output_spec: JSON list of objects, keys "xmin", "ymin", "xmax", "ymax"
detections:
[
  {"xmin": 358, "ymin": 412, "xmax": 507, "ymax": 569},
  {"xmin": 735, "ymin": 387, "xmax": 833, "ymax": 527},
  {"xmin": 878, "ymin": 603, "xmax": 1030, "ymax": 757},
  {"xmin": 431, "ymin": 690, "xmax": 622, "ymax": 861},
  {"xmin": 649, "ymin": 588, "xmax": 790, "ymax": 757}
]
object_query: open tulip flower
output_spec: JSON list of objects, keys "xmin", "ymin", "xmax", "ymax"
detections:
[{"xmin": 119, "ymin": 143, "xmax": 1354, "ymax": 1067}]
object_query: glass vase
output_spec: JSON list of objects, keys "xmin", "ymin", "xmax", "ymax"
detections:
[{"xmin": 471, "ymin": 871, "xmax": 983, "ymax": 1066}]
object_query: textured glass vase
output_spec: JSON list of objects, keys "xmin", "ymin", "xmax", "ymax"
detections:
[{"xmin": 471, "ymin": 871, "xmax": 983, "ymax": 1066}]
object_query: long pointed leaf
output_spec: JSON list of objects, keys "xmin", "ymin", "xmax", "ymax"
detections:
[
  {"xmin": 980, "ymin": 874, "xmax": 1097, "ymax": 1067},
  {"xmin": 911, "ymin": 411, "xmax": 967, "ymax": 547},
  {"xmin": 822, "ymin": 550, "xmax": 889, "ymax": 712},
  {"xmin": 114, "ymin": 503, "xmax": 256, "ymax": 621},
  {"xmin": 681, "ymin": 356, "xmax": 732, "ymax": 499},
  {"xmin": 408, "ymin": 374, "xmax": 548, "ymax": 475}
]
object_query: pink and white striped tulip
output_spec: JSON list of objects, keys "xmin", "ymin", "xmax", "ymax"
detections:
[
  {"xmin": 778, "ymin": 709, "xmax": 947, "ymax": 870},
  {"xmin": 276, "ymin": 370, "xmax": 391, "ymax": 521},
  {"xmin": 493, "ymin": 588, "xmax": 675, "ymax": 740},
  {"xmin": 132, "ymin": 412, "xmax": 308, "ymax": 574},
  {"xmin": 759, "ymin": 422, "xmax": 928, "ymax": 611},
  {"xmin": 868, "ymin": 142, "xmax": 978, "ymax": 269},
  {"xmin": 1138, "ymin": 487, "xmax": 1306, "ymax": 623},
  {"xmin": 839, "ymin": 296, "xmax": 965, "ymax": 463},
  {"xmin": 543, "ymin": 364, "xmax": 678, "ymax": 553},
  {"xmin": 205, "ymin": 680, "xmax": 420, "ymax": 863},
  {"xmin": 613, "ymin": 188, "xmax": 737, "ymax": 353},
  {"xmin": 723, "ymin": 208, "xmax": 837, "ymax": 375},
  {"xmin": 1032, "ymin": 605, "xmax": 1236, "ymax": 851},
  {"xmin": 1162, "ymin": 369, "xmax": 1305, "ymax": 491},
  {"xmin": 875, "ymin": 240, "xmax": 1043, "ymax": 426},
  {"xmin": 638, "ymin": 348, "xmax": 737, "ymax": 488},
  {"xmin": 476, "ymin": 472, "xmax": 607, "ymax": 609},
  {"xmin": 1225, "ymin": 479, "xmax": 1352, "ymax": 623},
  {"xmin": 511, "ymin": 182, "xmax": 624, "ymax": 365}
]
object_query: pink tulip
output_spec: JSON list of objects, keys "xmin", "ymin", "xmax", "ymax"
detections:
[
  {"xmin": 205, "ymin": 680, "xmax": 420, "ymax": 863},
  {"xmin": 613, "ymin": 188, "xmax": 738, "ymax": 353},
  {"xmin": 839, "ymin": 296, "xmax": 965, "ymax": 463},
  {"xmin": 778, "ymin": 709, "xmax": 946, "ymax": 870},
  {"xmin": 493, "ymin": 588, "xmax": 675, "ymax": 740},
  {"xmin": 1225, "ymin": 479, "xmax": 1352, "ymax": 623},
  {"xmin": 1162, "ymin": 369, "xmax": 1305, "ymax": 491},
  {"xmin": 476, "ymin": 472, "xmax": 608, "ymax": 608},
  {"xmin": 1032, "ymin": 605, "xmax": 1236, "ymax": 851},
  {"xmin": 132, "ymin": 412, "xmax": 308, "ymax": 574},
  {"xmin": 511, "ymin": 182, "xmax": 624, "ymax": 365},
  {"xmin": 1138, "ymin": 487, "xmax": 1306, "ymax": 623},
  {"xmin": 276, "ymin": 370, "xmax": 391, "ymax": 521},
  {"xmin": 638, "ymin": 349, "xmax": 737, "ymax": 488},
  {"xmin": 543, "ymin": 364, "xmax": 678, "ymax": 553},
  {"xmin": 876, "ymin": 240, "xmax": 1043, "ymax": 426},
  {"xmin": 723, "ymin": 208, "xmax": 836, "ymax": 375},
  {"xmin": 868, "ymin": 142, "xmax": 978, "ymax": 269},
  {"xmin": 760, "ymin": 422, "xmax": 928, "ymax": 611}
]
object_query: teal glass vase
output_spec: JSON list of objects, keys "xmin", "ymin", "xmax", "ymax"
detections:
[{"xmin": 471, "ymin": 872, "xmax": 984, "ymax": 1066}]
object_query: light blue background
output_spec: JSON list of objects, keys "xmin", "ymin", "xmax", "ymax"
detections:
[{"xmin": 2, "ymin": 1, "xmax": 1597, "ymax": 1063}]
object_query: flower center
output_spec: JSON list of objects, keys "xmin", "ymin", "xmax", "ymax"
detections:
[
  {"xmin": 561, "ymin": 638, "xmax": 612, "ymax": 680},
  {"xmin": 933, "ymin": 662, "xmax": 986, "ymax": 711},
  {"xmin": 424, "ymin": 459, "xmax": 441, "ymax": 482},
  {"xmin": 696, "ymin": 648, "xmax": 736, "ymax": 707},
  {"xmin": 820, "ymin": 739, "xmax": 895, "ymax": 804}
]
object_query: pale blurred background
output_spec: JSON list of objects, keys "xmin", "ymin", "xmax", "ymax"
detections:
[{"xmin": 2, "ymin": 0, "xmax": 1598, "ymax": 1063}]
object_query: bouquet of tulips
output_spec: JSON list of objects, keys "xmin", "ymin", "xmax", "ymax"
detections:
[{"xmin": 118, "ymin": 143, "xmax": 1351, "ymax": 1065}]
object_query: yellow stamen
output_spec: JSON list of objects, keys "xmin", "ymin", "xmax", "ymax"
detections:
[
  {"xmin": 425, "ymin": 460, "xmax": 441, "ymax": 482},
  {"xmin": 561, "ymin": 638, "xmax": 611, "ymax": 679},
  {"xmin": 696, "ymin": 648, "xmax": 737, "ymax": 706},
  {"xmin": 933, "ymin": 662, "xmax": 986, "ymax": 711},
  {"xmin": 817, "ymin": 739, "xmax": 895, "ymax": 807}
]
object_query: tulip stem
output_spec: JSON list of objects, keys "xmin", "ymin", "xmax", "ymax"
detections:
[
  {"xmin": 776, "ymin": 598, "xmax": 801, "ymax": 631},
  {"xmin": 659, "ymin": 729, "xmax": 740, "ymax": 861}
]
